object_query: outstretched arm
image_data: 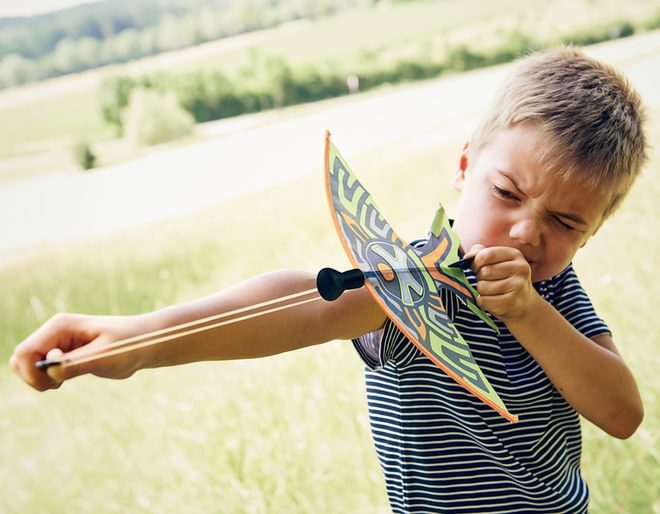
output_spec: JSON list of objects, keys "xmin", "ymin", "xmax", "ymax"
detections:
[{"xmin": 10, "ymin": 270, "xmax": 386, "ymax": 391}]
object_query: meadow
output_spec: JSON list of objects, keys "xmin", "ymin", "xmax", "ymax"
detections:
[
  {"xmin": 1, "ymin": 97, "xmax": 659, "ymax": 512},
  {"xmin": 2, "ymin": 1, "xmax": 660, "ymax": 512}
]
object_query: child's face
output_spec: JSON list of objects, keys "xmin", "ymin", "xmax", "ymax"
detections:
[{"xmin": 452, "ymin": 123, "xmax": 609, "ymax": 282}]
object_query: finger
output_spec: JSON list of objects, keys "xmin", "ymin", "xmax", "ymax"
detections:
[
  {"xmin": 48, "ymin": 345, "xmax": 104, "ymax": 382},
  {"xmin": 11, "ymin": 314, "xmax": 75, "ymax": 390},
  {"xmin": 476, "ymin": 289, "xmax": 517, "ymax": 315},
  {"xmin": 473, "ymin": 246, "xmax": 523, "ymax": 267},
  {"xmin": 476, "ymin": 259, "xmax": 529, "ymax": 282},
  {"xmin": 451, "ymin": 244, "xmax": 485, "ymax": 272},
  {"xmin": 10, "ymin": 347, "xmax": 60, "ymax": 391},
  {"xmin": 483, "ymin": 246, "xmax": 523, "ymax": 262},
  {"xmin": 476, "ymin": 275, "xmax": 528, "ymax": 297},
  {"xmin": 464, "ymin": 244, "xmax": 485, "ymax": 261}
]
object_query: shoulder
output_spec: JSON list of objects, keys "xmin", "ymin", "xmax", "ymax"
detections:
[
  {"xmin": 534, "ymin": 263, "xmax": 583, "ymax": 304},
  {"xmin": 537, "ymin": 263, "xmax": 611, "ymax": 338}
]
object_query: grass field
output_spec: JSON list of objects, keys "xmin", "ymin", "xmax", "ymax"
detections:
[
  {"xmin": 2, "ymin": 2, "xmax": 660, "ymax": 511},
  {"xmin": 1, "ymin": 95, "xmax": 659, "ymax": 512}
]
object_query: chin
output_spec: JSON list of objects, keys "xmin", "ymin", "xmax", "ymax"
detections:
[
  {"xmin": 530, "ymin": 264, "xmax": 549, "ymax": 283},
  {"xmin": 531, "ymin": 266, "xmax": 562, "ymax": 283}
]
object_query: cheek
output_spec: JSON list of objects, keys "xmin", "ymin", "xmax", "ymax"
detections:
[
  {"xmin": 456, "ymin": 182, "xmax": 510, "ymax": 246},
  {"xmin": 475, "ymin": 193, "xmax": 510, "ymax": 239},
  {"xmin": 544, "ymin": 235, "xmax": 582, "ymax": 269},
  {"xmin": 461, "ymin": 208, "xmax": 510, "ymax": 248}
]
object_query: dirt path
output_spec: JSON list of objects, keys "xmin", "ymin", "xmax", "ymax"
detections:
[{"xmin": 1, "ymin": 31, "xmax": 659, "ymax": 259}]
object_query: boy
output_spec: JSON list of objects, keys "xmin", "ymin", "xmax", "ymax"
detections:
[{"xmin": 11, "ymin": 48, "xmax": 646, "ymax": 513}]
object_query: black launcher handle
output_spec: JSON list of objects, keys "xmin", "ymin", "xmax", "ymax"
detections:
[
  {"xmin": 316, "ymin": 255, "xmax": 473, "ymax": 302},
  {"xmin": 316, "ymin": 267, "xmax": 365, "ymax": 301}
]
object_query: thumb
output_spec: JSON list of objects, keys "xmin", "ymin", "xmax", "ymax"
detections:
[
  {"xmin": 47, "ymin": 344, "xmax": 102, "ymax": 383},
  {"xmin": 45, "ymin": 348, "xmax": 65, "ymax": 384},
  {"xmin": 465, "ymin": 243, "xmax": 486, "ymax": 258}
]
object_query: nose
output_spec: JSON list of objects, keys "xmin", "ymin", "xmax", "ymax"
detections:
[{"xmin": 509, "ymin": 217, "xmax": 541, "ymax": 247}]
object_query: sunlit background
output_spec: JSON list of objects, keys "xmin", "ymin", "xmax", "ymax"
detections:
[{"xmin": 1, "ymin": 1, "xmax": 659, "ymax": 513}]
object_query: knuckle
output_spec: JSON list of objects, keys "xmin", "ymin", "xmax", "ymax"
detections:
[
  {"xmin": 49, "ymin": 312, "xmax": 75, "ymax": 329},
  {"xmin": 477, "ymin": 267, "xmax": 488, "ymax": 280},
  {"xmin": 12, "ymin": 344, "xmax": 31, "ymax": 360},
  {"xmin": 476, "ymin": 247, "xmax": 493, "ymax": 262},
  {"xmin": 514, "ymin": 259, "xmax": 528, "ymax": 272}
]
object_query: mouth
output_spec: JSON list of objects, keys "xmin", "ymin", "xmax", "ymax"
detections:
[{"xmin": 523, "ymin": 256, "xmax": 537, "ymax": 267}]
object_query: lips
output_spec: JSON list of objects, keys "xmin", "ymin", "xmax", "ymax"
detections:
[
  {"xmin": 520, "ymin": 253, "xmax": 539, "ymax": 267},
  {"xmin": 512, "ymin": 247, "xmax": 537, "ymax": 266}
]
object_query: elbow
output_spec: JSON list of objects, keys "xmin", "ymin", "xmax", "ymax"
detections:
[{"xmin": 607, "ymin": 401, "xmax": 644, "ymax": 440}]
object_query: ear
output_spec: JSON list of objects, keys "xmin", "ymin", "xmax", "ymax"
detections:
[{"xmin": 454, "ymin": 141, "xmax": 470, "ymax": 192}]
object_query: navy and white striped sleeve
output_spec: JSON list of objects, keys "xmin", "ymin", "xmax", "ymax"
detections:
[
  {"xmin": 352, "ymin": 320, "xmax": 418, "ymax": 370},
  {"xmin": 548, "ymin": 264, "xmax": 611, "ymax": 339},
  {"xmin": 352, "ymin": 237, "xmax": 428, "ymax": 370}
]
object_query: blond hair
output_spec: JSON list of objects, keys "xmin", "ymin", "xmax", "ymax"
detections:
[{"xmin": 470, "ymin": 47, "xmax": 647, "ymax": 218}]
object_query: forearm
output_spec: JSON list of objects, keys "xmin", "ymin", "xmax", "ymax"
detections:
[
  {"xmin": 136, "ymin": 269, "xmax": 384, "ymax": 369},
  {"xmin": 12, "ymin": 269, "xmax": 384, "ymax": 389},
  {"xmin": 506, "ymin": 296, "xmax": 643, "ymax": 439}
]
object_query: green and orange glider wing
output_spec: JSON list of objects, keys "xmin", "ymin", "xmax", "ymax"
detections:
[{"xmin": 324, "ymin": 131, "xmax": 518, "ymax": 423}]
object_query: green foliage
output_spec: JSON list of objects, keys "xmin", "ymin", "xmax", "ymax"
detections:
[
  {"xmin": 99, "ymin": 76, "xmax": 136, "ymax": 135},
  {"xmin": 71, "ymin": 140, "xmax": 97, "ymax": 170},
  {"xmin": 123, "ymin": 88, "xmax": 194, "ymax": 146},
  {"xmin": 641, "ymin": 8, "xmax": 660, "ymax": 31},
  {"xmin": 169, "ymin": 70, "xmax": 249, "ymax": 122},
  {"xmin": 0, "ymin": 53, "xmax": 39, "ymax": 87},
  {"xmin": 0, "ymin": 0, "xmax": 361, "ymax": 89},
  {"xmin": 563, "ymin": 20, "xmax": 636, "ymax": 47},
  {"xmin": 99, "ymin": 55, "xmax": 350, "ymax": 133},
  {"xmin": 4, "ymin": 0, "xmax": 660, "ymax": 156},
  {"xmin": 0, "ymin": 0, "xmax": 657, "ymax": 90},
  {"xmin": 94, "ymin": 6, "xmax": 658, "ymax": 136}
]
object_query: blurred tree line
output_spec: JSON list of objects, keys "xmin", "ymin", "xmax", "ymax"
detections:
[
  {"xmin": 0, "ymin": 0, "xmax": 364, "ymax": 89},
  {"xmin": 98, "ymin": 14, "xmax": 657, "ymax": 140}
]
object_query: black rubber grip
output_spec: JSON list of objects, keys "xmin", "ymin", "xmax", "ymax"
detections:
[{"xmin": 316, "ymin": 267, "xmax": 365, "ymax": 301}]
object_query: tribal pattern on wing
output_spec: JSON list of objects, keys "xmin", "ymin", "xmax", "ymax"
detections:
[{"xmin": 324, "ymin": 133, "xmax": 517, "ymax": 422}]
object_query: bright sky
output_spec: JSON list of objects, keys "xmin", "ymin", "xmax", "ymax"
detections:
[{"xmin": 0, "ymin": 0, "xmax": 99, "ymax": 18}]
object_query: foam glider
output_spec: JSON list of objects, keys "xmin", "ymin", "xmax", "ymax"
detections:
[{"xmin": 317, "ymin": 132, "xmax": 517, "ymax": 423}]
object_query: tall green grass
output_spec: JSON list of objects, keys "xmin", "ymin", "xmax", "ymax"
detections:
[{"xmin": 1, "ymin": 114, "xmax": 659, "ymax": 512}]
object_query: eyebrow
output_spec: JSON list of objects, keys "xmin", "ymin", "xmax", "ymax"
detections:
[
  {"xmin": 496, "ymin": 168, "xmax": 523, "ymax": 194},
  {"xmin": 495, "ymin": 169, "xmax": 588, "ymax": 227}
]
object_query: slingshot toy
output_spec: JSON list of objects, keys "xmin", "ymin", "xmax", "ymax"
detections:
[{"xmin": 37, "ymin": 131, "xmax": 517, "ymax": 423}]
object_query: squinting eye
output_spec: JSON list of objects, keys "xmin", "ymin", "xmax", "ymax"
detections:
[
  {"xmin": 553, "ymin": 216, "xmax": 575, "ymax": 231},
  {"xmin": 492, "ymin": 185, "xmax": 519, "ymax": 201}
]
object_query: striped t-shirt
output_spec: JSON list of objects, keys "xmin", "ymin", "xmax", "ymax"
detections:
[{"xmin": 353, "ymin": 262, "xmax": 609, "ymax": 513}]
